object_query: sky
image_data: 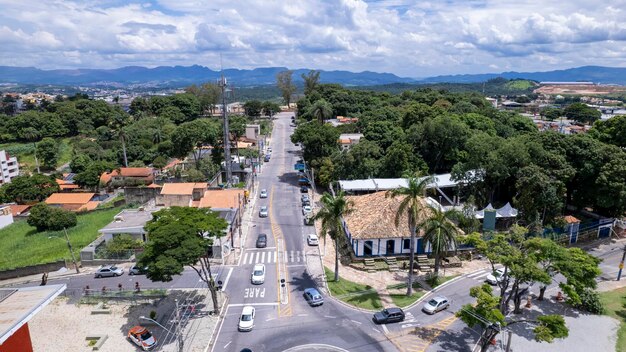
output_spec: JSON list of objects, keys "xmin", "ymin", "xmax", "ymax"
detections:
[{"xmin": 0, "ymin": 0, "xmax": 625, "ymax": 78}]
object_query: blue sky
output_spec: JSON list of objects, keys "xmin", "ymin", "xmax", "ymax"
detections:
[{"xmin": 0, "ymin": 0, "xmax": 625, "ymax": 78}]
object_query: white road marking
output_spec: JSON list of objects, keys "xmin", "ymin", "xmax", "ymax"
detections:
[
  {"xmin": 223, "ymin": 341, "xmax": 231, "ymax": 349},
  {"xmin": 296, "ymin": 251, "xmax": 301, "ymax": 262},
  {"xmin": 255, "ymin": 252, "xmax": 260, "ymax": 263},
  {"xmin": 297, "ymin": 314, "xmax": 308, "ymax": 317},
  {"xmin": 473, "ymin": 272, "xmax": 491, "ymax": 280},
  {"xmin": 350, "ymin": 319, "xmax": 362, "ymax": 325},
  {"xmin": 381, "ymin": 324, "xmax": 389, "ymax": 334},
  {"xmin": 221, "ymin": 267, "xmax": 233, "ymax": 291},
  {"xmin": 261, "ymin": 252, "xmax": 266, "ymax": 263},
  {"xmin": 286, "ymin": 264, "xmax": 306, "ymax": 267},
  {"xmin": 228, "ymin": 302, "xmax": 279, "ymax": 307},
  {"xmin": 273, "ymin": 251, "xmax": 277, "ymax": 263},
  {"xmin": 324, "ymin": 315, "xmax": 337, "ymax": 319},
  {"xmin": 247, "ymin": 247, "xmax": 277, "ymax": 251},
  {"xmin": 467, "ymin": 270, "xmax": 487, "ymax": 278},
  {"xmin": 372, "ymin": 328, "xmax": 381, "ymax": 334},
  {"xmin": 242, "ymin": 252, "xmax": 249, "ymax": 265}
]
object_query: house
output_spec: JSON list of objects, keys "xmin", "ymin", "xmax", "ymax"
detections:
[
  {"xmin": 245, "ymin": 124, "xmax": 261, "ymax": 141},
  {"xmin": 0, "ymin": 205, "xmax": 13, "ymax": 230},
  {"xmin": 223, "ymin": 162, "xmax": 252, "ymax": 186},
  {"xmin": 55, "ymin": 178, "xmax": 80, "ymax": 191},
  {"xmin": 98, "ymin": 208, "xmax": 156, "ymax": 242},
  {"xmin": 44, "ymin": 193, "xmax": 99, "ymax": 212},
  {"xmin": 329, "ymin": 116, "xmax": 359, "ymax": 127},
  {"xmin": 157, "ymin": 183, "xmax": 207, "ymax": 207},
  {"xmin": 198, "ymin": 189, "xmax": 245, "ymax": 258},
  {"xmin": 0, "ymin": 284, "xmax": 66, "ymax": 352},
  {"xmin": 100, "ymin": 167, "xmax": 155, "ymax": 187},
  {"xmin": 342, "ymin": 191, "xmax": 435, "ymax": 257},
  {"xmin": 6, "ymin": 204, "xmax": 31, "ymax": 217},
  {"xmin": 0, "ymin": 150, "xmax": 19, "ymax": 185},
  {"xmin": 338, "ymin": 133, "xmax": 364, "ymax": 151}
]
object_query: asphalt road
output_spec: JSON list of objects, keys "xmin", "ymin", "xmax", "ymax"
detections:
[{"xmin": 212, "ymin": 112, "xmax": 396, "ymax": 352}]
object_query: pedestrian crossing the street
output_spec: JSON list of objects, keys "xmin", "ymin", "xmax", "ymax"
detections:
[{"xmin": 242, "ymin": 250, "xmax": 305, "ymax": 265}]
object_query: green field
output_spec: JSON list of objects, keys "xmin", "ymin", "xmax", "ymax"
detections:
[
  {"xmin": 0, "ymin": 207, "xmax": 123, "ymax": 271},
  {"xmin": 600, "ymin": 287, "xmax": 626, "ymax": 352},
  {"xmin": 505, "ymin": 80, "xmax": 536, "ymax": 91},
  {"xmin": 324, "ymin": 267, "xmax": 382, "ymax": 310},
  {"xmin": 0, "ymin": 138, "xmax": 73, "ymax": 172},
  {"xmin": 387, "ymin": 282, "xmax": 425, "ymax": 307}
]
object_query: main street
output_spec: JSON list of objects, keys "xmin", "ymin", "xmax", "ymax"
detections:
[{"xmin": 212, "ymin": 112, "xmax": 395, "ymax": 352}]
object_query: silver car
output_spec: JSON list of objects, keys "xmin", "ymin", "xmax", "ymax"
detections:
[
  {"xmin": 259, "ymin": 206, "xmax": 268, "ymax": 217},
  {"xmin": 95, "ymin": 265, "xmax": 124, "ymax": 278},
  {"xmin": 260, "ymin": 189, "xmax": 268, "ymax": 198},
  {"xmin": 486, "ymin": 268, "xmax": 507, "ymax": 285},
  {"xmin": 422, "ymin": 296, "xmax": 450, "ymax": 315}
]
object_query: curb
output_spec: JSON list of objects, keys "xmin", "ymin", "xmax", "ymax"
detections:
[
  {"xmin": 0, "ymin": 269, "xmax": 94, "ymax": 288},
  {"xmin": 204, "ymin": 293, "xmax": 230, "ymax": 352}
]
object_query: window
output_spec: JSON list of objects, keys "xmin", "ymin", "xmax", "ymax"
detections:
[{"xmin": 403, "ymin": 239, "xmax": 411, "ymax": 250}]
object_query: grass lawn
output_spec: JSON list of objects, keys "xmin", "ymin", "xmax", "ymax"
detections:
[
  {"xmin": 0, "ymin": 207, "xmax": 123, "ymax": 271},
  {"xmin": 324, "ymin": 267, "xmax": 382, "ymax": 310},
  {"xmin": 427, "ymin": 274, "xmax": 460, "ymax": 288},
  {"xmin": 387, "ymin": 282, "xmax": 425, "ymax": 308},
  {"xmin": 600, "ymin": 287, "xmax": 626, "ymax": 351},
  {"xmin": 0, "ymin": 138, "xmax": 72, "ymax": 172}
]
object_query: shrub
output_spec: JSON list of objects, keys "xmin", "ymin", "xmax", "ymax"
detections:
[
  {"xmin": 149, "ymin": 310, "xmax": 157, "ymax": 320},
  {"xmin": 574, "ymin": 288, "xmax": 604, "ymax": 314}
]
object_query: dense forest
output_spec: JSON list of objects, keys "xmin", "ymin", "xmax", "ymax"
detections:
[{"xmin": 291, "ymin": 83, "xmax": 626, "ymax": 228}]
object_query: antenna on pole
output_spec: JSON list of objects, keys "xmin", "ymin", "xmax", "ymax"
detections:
[{"xmin": 219, "ymin": 55, "xmax": 232, "ymax": 188}]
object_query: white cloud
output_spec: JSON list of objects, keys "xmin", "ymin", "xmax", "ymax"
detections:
[{"xmin": 0, "ymin": 0, "xmax": 624, "ymax": 77}]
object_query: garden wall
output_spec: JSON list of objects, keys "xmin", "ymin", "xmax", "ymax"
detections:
[{"xmin": 0, "ymin": 260, "xmax": 67, "ymax": 280}]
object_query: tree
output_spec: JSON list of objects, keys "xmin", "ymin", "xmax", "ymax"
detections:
[
  {"xmin": 420, "ymin": 205, "xmax": 461, "ymax": 278},
  {"xmin": 229, "ymin": 115, "xmax": 248, "ymax": 159},
  {"xmin": 37, "ymin": 137, "xmax": 59, "ymax": 169},
  {"xmin": 138, "ymin": 207, "xmax": 228, "ymax": 313},
  {"xmin": 457, "ymin": 283, "xmax": 568, "ymax": 352},
  {"xmin": 386, "ymin": 172, "xmax": 434, "ymax": 296},
  {"xmin": 74, "ymin": 161, "xmax": 113, "ymax": 191},
  {"xmin": 589, "ymin": 114, "xmax": 626, "ymax": 149},
  {"xmin": 313, "ymin": 191, "xmax": 354, "ymax": 282},
  {"xmin": 27, "ymin": 203, "xmax": 77, "ymax": 232},
  {"xmin": 186, "ymin": 82, "xmax": 221, "ymax": 115},
  {"xmin": 1, "ymin": 174, "xmax": 60, "ymax": 204},
  {"xmin": 308, "ymin": 99, "xmax": 333, "ymax": 123},
  {"xmin": 70, "ymin": 154, "xmax": 92, "ymax": 173},
  {"xmin": 302, "ymin": 70, "xmax": 321, "ymax": 95},
  {"xmin": 514, "ymin": 165, "xmax": 565, "ymax": 224},
  {"xmin": 170, "ymin": 119, "xmax": 220, "ymax": 167},
  {"xmin": 109, "ymin": 109, "xmax": 132, "ymax": 167},
  {"xmin": 261, "ymin": 101, "xmax": 281, "ymax": 118},
  {"xmin": 563, "ymin": 102, "xmax": 601, "ymax": 125},
  {"xmin": 290, "ymin": 121, "xmax": 340, "ymax": 163},
  {"xmin": 152, "ymin": 156, "xmax": 168, "ymax": 170},
  {"xmin": 243, "ymin": 100, "xmax": 263, "ymax": 117},
  {"xmin": 276, "ymin": 70, "xmax": 296, "ymax": 106},
  {"xmin": 540, "ymin": 107, "xmax": 562, "ymax": 121}
]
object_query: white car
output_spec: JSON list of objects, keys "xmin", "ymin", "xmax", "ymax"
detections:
[
  {"xmin": 422, "ymin": 296, "xmax": 450, "ymax": 315},
  {"xmin": 486, "ymin": 268, "xmax": 508, "ymax": 285},
  {"xmin": 251, "ymin": 264, "xmax": 266, "ymax": 284},
  {"xmin": 260, "ymin": 189, "xmax": 268, "ymax": 198},
  {"xmin": 267, "ymin": 147, "xmax": 272, "ymax": 153},
  {"xmin": 307, "ymin": 234, "xmax": 319, "ymax": 246},
  {"xmin": 302, "ymin": 205, "xmax": 312, "ymax": 215},
  {"xmin": 259, "ymin": 206, "xmax": 268, "ymax": 218},
  {"xmin": 238, "ymin": 306, "xmax": 255, "ymax": 332}
]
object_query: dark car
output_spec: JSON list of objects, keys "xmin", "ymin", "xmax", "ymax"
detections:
[
  {"xmin": 256, "ymin": 233, "xmax": 267, "ymax": 248},
  {"xmin": 300, "ymin": 186, "xmax": 308, "ymax": 193},
  {"xmin": 303, "ymin": 288, "xmax": 324, "ymax": 306},
  {"xmin": 264, "ymin": 155, "xmax": 271, "ymax": 162},
  {"xmin": 373, "ymin": 307, "xmax": 405, "ymax": 324}
]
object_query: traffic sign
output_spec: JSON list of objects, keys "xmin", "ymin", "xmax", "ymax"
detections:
[{"xmin": 294, "ymin": 163, "xmax": 305, "ymax": 171}]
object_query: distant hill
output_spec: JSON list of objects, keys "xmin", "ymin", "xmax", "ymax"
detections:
[
  {"xmin": 419, "ymin": 66, "xmax": 626, "ymax": 85},
  {"xmin": 0, "ymin": 65, "xmax": 415, "ymax": 87}
]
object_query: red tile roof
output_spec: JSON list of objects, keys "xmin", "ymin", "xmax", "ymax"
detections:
[
  {"xmin": 45, "ymin": 193, "xmax": 95, "ymax": 205},
  {"xmin": 100, "ymin": 167, "xmax": 154, "ymax": 183}
]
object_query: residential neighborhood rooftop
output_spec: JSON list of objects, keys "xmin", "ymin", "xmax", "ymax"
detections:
[
  {"xmin": 160, "ymin": 183, "xmax": 207, "ymax": 195},
  {"xmin": 98, "ymin": 209, "xmax": 156, "ymax": 235},
  {"xmin": 198, "ymin": 189, "xmax": 245, "ymax": 209},
  {"xmin": 45, "ymin": 193, "xmax": 95, "ymax": 205}
]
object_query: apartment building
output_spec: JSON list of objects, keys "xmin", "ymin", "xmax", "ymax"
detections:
[{"xmin": 0, "ymin": 150, "xmax": 19, "ymax": 185}]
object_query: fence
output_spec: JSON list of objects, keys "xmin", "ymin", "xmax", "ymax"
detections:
[{"xmin": 63, "ymin": 286, "xmax": 167, "ymax": 303}]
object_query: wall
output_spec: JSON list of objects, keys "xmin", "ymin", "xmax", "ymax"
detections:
[
  {"xmin": 157, "ymin": 194, "xmax": 192, "ymax": 207},
  {"xmin": 124, "ymin": 187, "xmax": 158, "ymax": 205},
  {"xmin": 0, "ymin": 207, "xmax": 13, "ymax": 230},
  {"xmin": 0, "ymin": 260, "xmax": 66, "ymax": 280},
  {"xmin": 0, "ymin": 323, "xmax": 33, "ymax": 352}
]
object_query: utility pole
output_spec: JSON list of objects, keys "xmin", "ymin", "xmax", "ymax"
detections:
[
  {"xmin": 617, "ymin": 244, "xmax": 626, "ymax": 280},
  {"xmin": 63, "ymin": 228, "xmax": 80, "ymax": 274},
  {"xmin": 175, "ymin": 299, "xmax": 183, "ymax": 352},
  {"xmin": 219, "ymin": 74, "xmax": 232, "ymax": 188}
]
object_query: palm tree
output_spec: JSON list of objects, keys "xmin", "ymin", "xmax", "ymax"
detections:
[
  {"xmin": 309, "ymin": 99, "xmax": 333, "ymax": 123},
  {"xmin": 421, "ymin": 205, "xmax": 461, "ymax": 278},
  {"xmin": 314, "ymin": 191, "xmax": 354, "ymax": 282},
  {"xmin": 386, "ymin": 172, "xmax": 434, "ymax": 296}
]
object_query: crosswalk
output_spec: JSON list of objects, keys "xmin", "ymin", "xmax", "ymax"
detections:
[
  {"xmin": 242, "ymin": 250, "xmax": 306, "ymax": 265},
  {"xmin": 466, "ymin": 269, "xmax": 492, "ymax": 281}
]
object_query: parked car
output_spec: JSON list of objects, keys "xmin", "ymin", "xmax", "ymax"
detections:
[
  {"xmin": 307, "ymin": 234, "xmax": 319, "ymax": 246},
  {"xmin": 372, "ymin": 307, "xmax": 405, "ymax": 324},
  {"xmin": 302, "ymin": 205, "xmax": 312, "ymax": 215},
  {"xmin": 259, "ymin": 206, "xmax": 268, "ymax": 218},
  {"xmin": 129, "ymin": 264, "xmax": 147, "ymax": 275},
  {"xmin": 303, "ymin": 288, "xmax": 324, "ymax": 306},
  {"xmin": 264, "ymin": 155, "xmax": 271, "ymax": 162},
  {"xmin": 301, "ymin": 194, "xmax": 310, "ymax": 203},
  {"xmin": 260, "ymin": 189, "xmax": 268, "ymax": 198},
  {"xmin": 238, "ymin": 306, "xmax": 255, "ymax": 332},
  {"xmin": 251, "ymin": 264, "xmax": 266, "ymax": 284},
  {"xmin": 422, "ymin": 296, "xmax": 450, "ymax": 315},
  {"xmin": 300, "ymin": 186, "xmax": 308, "ymax": 193},
  {"xmin": 128, "ymin": 326, "xmax": 157, "ymax": 350},
  {"xmin": 95, "ymin": 265, "xmax": 124, "ymax": 278},
  {"xmin": 256, "ymin": 233, "xmax": 267, "ymax": 248},
  {"xmin": 486, "ymin": 268, "xmax": 508, "ymax": 285},
  {"xmin": 267, "ymin": 147, "xmax": 272, "ymax": 153}
]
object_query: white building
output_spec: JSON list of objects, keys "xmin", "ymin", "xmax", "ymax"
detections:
[
  {"xmin": 0, "ymin": 205, "xmax": 14, "ymax": 230},
  {"xmin": 339, "ymin": 133, "xmax": 364, "ymax": 151},
  {"xmin": 0, "ymin": 150, "xmax": 19, "ymax": 185}
]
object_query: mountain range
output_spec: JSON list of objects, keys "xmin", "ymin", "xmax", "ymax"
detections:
[{"xmin": 0, "ymin": 65, "xmax": 625, "ymax": 87}]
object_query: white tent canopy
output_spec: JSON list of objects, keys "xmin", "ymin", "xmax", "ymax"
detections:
[{"xmin": 475, "ymin": 202, "xmax": 518, "ymax": 219}]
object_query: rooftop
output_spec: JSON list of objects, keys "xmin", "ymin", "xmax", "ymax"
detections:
[
  {"xmin": 0, "ymin": 284, "xmax": 66, "ymax": 346},
  {"xmin": 198, "ymin": 189, "xmax": 245, "ymax": 209},
  {"xmin": 100, "ymin": 167, "xmax": 154, "ymax": 184},
  {"xmin": 45, "ymin": 193, "xmax": 95, "ymax": 205},
  {"xmin": 99, "ymin": 209, "xmax": 155, "ymax": 235},
  {"xmin": 160, "ymin": 183, "xmax": 207, "ymax": 195}
]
